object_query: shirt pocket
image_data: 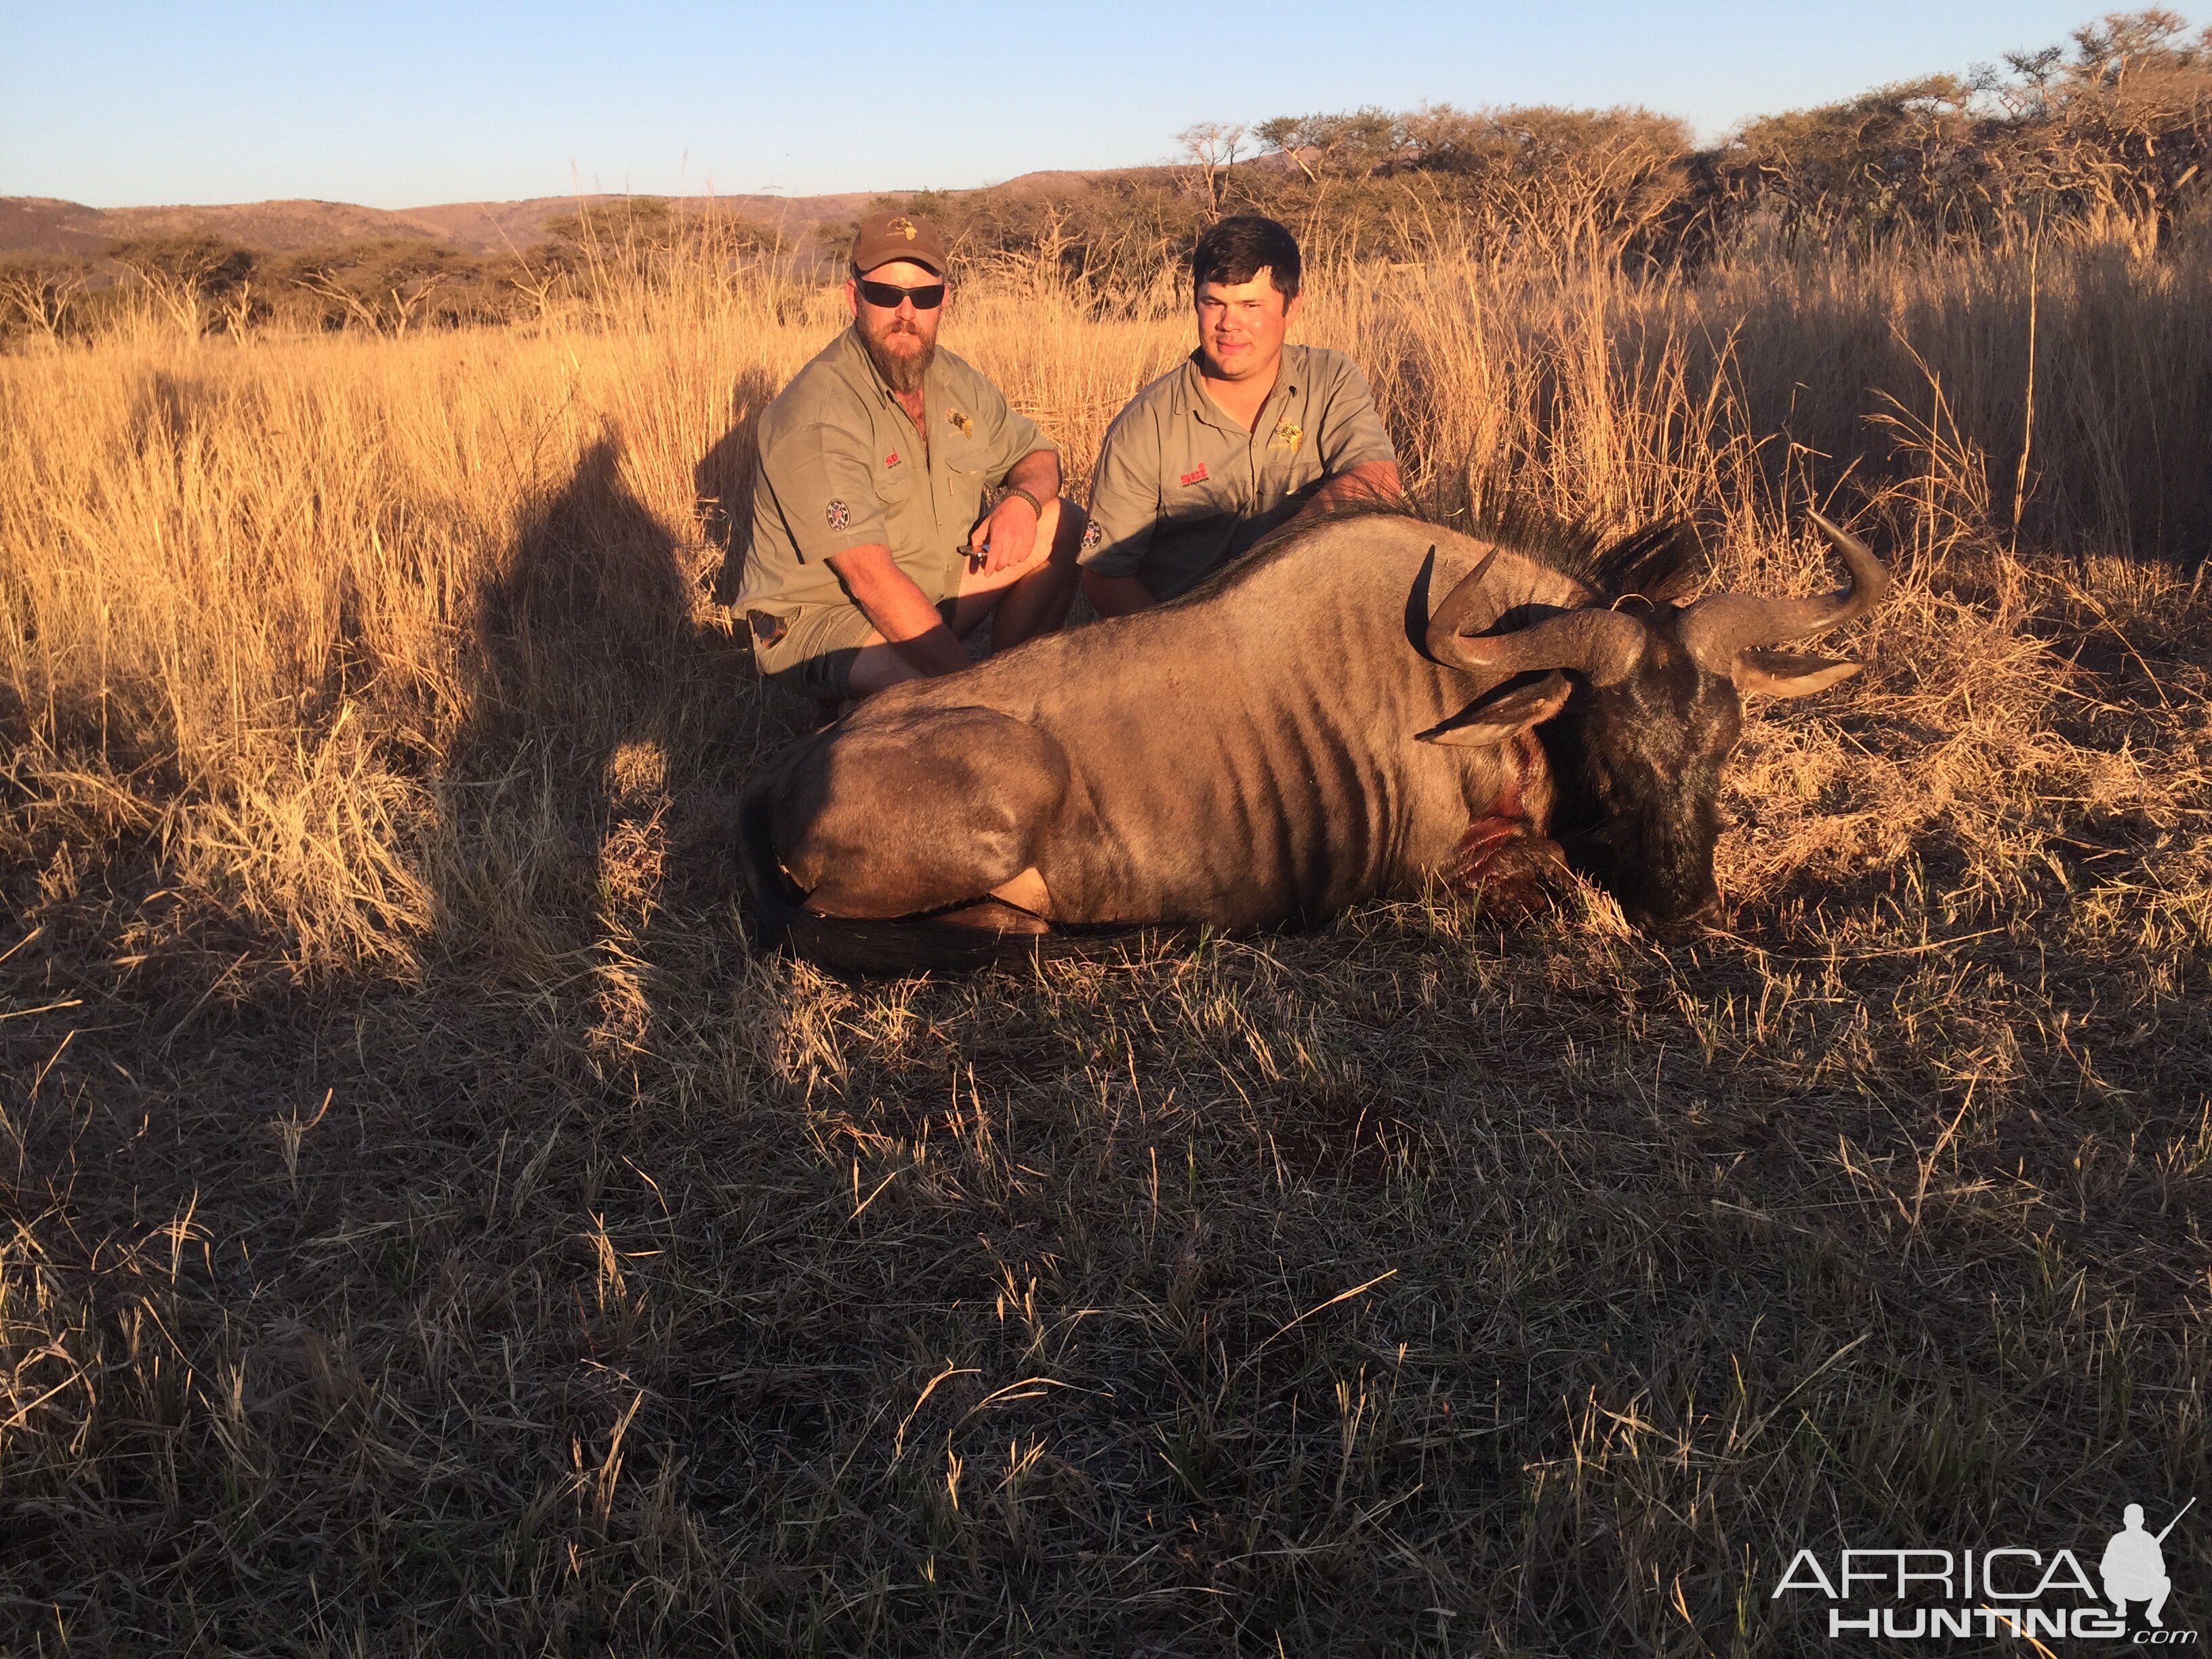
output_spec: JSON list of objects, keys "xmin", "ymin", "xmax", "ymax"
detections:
[
  {"xmin": 873, "ymin": 464, "xmax": 932, "ymax": 576},
  {"xmin": 943, "ymin": 464, "xmax": 989, "ymax": 542},
  {"xmin": 1162, "ymin": 464, "xmax": 1242, "ymax": 525},
  {"xmin": 1261, "ymin": 425, "xmax": 1324, "ymax": 501},
  {"xmin": 875, "ymin": 445, "xmax": 918, "ymax": 501}
]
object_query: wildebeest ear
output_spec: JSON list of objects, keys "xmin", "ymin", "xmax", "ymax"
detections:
[
  {"xmin": 1733, "ymin": 647, "xmax": 1862, "ymax": 697},
  {"xmin": 1418, "ymin": 671, "xmax": 1572, "ymax": 746}
]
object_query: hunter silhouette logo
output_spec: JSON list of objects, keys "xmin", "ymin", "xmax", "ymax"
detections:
[
  {"xmin": 1770, "ymin": 1496, "xmax": 2199, "ymax": 1642},
  {"xmin": 2104, "ymin": 1499, "xmax": 2192, "ymax": 1629}
]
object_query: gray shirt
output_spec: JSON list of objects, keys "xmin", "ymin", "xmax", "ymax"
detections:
[
  {"xmin": 1082, "ymin": 344, "xmax": 1397, "ymax": 600},
  {"xmin": 738, "ymin": 326, "xmax": 1048, "ymax": 616}
]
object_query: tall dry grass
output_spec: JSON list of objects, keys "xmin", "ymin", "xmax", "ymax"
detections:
[{"xmin": 1, "ymin": 243, "xmax": 2207, "ymax": 1654}]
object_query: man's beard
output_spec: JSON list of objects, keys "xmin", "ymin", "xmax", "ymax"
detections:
[{"xmin": 859, "ymin": 314, "xmax": 934, "ymax": 394}]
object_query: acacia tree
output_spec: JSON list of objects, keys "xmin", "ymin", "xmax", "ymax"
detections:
[
  {"xmin": 1695, "ymin": 10, "xmax": 2211, "ymax": 255},
  {"xmin": 1398, "ymin": 104, "xmax": 1692, "ymax": 260},
  {"xmin": 106, "ymin": 235, "xmax": 255, "ymax": 335},
  {"xmin": 0, "ymin": 258, "xmax": 89, "ymax": 341},
  {"xmin": 2026, "ymin": 9, "xmax": 2212, "ymax": 249},
  {"xmin": 283, "ymin": 240, "xmax": 468, "ymax": 335},
  {"xmin": 1176, "ymin": 122, "xmax": 1246, "ymax": 210},
  {"xmin": 1252, "ymin": 108, "xmax": 1400, "ymax": 180}
]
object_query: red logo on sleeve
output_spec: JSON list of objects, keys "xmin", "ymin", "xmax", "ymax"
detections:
[{"xmin": 1179, "ymin": 463, "xmax": 1209, "ymax": 487}]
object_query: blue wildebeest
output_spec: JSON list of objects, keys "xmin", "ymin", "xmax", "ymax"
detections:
[{"xmin": 739, "ymin": 508, "xmax": 1885, "ymax": 971}]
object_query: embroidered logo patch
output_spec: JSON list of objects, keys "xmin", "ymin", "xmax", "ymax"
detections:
[
  {"xmin": 947, "ymin": 409, "xmax": 973, "ymax": 437},
  {"xmin": 1080, "ymin": 520, "xmax": 1102, "ymax": 552},
  {"xmin": 824, "ymin": 499, "xmax": 850, "ymax": 531},
  {"xmin": 884, "ymin": 449, "xmax": 901, "ymax": 468},
  {"xmin": 1271, "ymin": 419, "xmax": 1304, "ymax": 449},
  {"xmin": 888, "ymin": 216, "xmax": 918, "ymax": 241},
  {"xmin": 1179, "ymin": 463, "xmax": 1209, "ymax": 487}
]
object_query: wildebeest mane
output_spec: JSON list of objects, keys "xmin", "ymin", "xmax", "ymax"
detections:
[
  {"xmin": 1458, "ymin": 483, "xmax": 1706, "ymax": 605},
  {"xmin": 1227, "ymin": 485, "xmax": 1706, "ymax": 607}
]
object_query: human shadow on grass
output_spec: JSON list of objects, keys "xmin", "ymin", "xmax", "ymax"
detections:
[
  {"xmin": 443, "ymin": 388, "xmax": 804, "ymax": 983},
  {"xmin": 695, "ymin": 365, "xmax": 780, "ymax": 609},
  {"xmin": 0, "ymin": 408, "xmax": 825, "ymax": 1650},
  {"xmin": 11, "ymin": 412, "xmax": 2207, "ymax": 1654}
]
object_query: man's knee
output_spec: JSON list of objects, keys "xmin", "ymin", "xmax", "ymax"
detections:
[
  {"xmin": 1042, "ymin": 496, "xmax": 1086, "ymax": 566},
  {"xmin": 1002, "ymin": 495, "xmax": 1084, "ymax": 578},
  {"xmin": 958, "ymin": 498, "xmax": 1082, "ymax": 599}
]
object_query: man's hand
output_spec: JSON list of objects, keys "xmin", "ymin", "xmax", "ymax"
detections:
[
  {"xmin": 969, "ymin": 448, "xmax": 1063, "ymax": 574},
  {"xmin": 969, "ymin": 492, "xmax": 1039, "ymax": 574},
  {"xmin": 1297, "ymin": 459, "xmax": 1403, "ymax": 523}
]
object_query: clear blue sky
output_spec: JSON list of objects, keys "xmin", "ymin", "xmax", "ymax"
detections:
[{"xmin": 3, "ymin": 1, "xmax": 2198, "ymax": 208}]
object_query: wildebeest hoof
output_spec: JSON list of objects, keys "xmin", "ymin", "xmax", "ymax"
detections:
[{"xmin": 930, "ymin": 897, "xmax": 1052, "ymax": 935}]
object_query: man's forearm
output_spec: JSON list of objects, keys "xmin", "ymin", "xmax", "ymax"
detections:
[
  {"xmin": 969, "ymin": 449, "xmax": 1063, "ymax": 573},
  {"xmin": 828, "ymin": 546, "xmax": 969, "ymax": 676},
  {"xmin": 879, "ymin": 615, "xmax": 970, "ymax": 677},
  {"xmin": 1003, "ymin": 447, "xmax": 1061, "ymax": 507}
]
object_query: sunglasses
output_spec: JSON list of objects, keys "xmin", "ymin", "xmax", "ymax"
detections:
[{"xmin": 856, "ymin": 276, "xmax": 947, "ymax": 310}]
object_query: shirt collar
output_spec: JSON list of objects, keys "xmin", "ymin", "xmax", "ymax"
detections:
[{"xmin": 1180, "ymin": 345, "xmax": 1300, "ymax": 430}]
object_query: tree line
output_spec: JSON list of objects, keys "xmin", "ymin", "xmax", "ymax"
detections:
[
  {"xmin": 4, "ymin": 9, "xmax": 2207, "ymax": 342},
  {"xmin": 888, "ymin": 8, "xmax": 2212, "ymax": 297},
  {"xmin": 0, "ymin": 195, "xmax": 811, "ymax": 344}
]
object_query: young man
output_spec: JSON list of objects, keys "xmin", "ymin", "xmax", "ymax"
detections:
[
  {"xmin": 1080, "ymin": 215, "xmax": 1402, "ymax": 615},
  {"xmin": 737, "ymin": 209, "xmax": 1085, "ymax": 701}
]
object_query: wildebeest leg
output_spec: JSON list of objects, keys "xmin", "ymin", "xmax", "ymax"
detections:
[{"xmin": 771, "ymin": 705, "xmax": 1071, "ymax": 924}]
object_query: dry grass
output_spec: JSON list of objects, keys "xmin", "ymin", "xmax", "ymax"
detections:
[{"xmin": 1, "ymin": 242, "xmax": 2209, "ymax": 1655}]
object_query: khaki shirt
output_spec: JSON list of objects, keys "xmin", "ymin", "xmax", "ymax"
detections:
[
  {"xmin": 1082, "ymin": 344, "xmax": 1397, "ymax": 600},
  {"xmin": 738, "ymin": 326, "xmax": 1049, "ymax": 617}
]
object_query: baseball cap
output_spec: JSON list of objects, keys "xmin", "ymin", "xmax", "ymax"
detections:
[{"xmin": 851, "ymin": 209, "xmax": 949, "ymax": 277}]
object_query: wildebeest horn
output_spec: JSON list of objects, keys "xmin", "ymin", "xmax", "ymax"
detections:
[
  {"xmin": 1679, "ymin": 512, "xmax": 1889, "ymax": 687},
  {"xmin": 1429, "ymin": 546, "xmax": 1647, "ymax": 686},
  {"xmin": 1440, "ymin": 608, "xmax": 1649, "ymax": 684},
  {"xmin": 1425, "ymin": 547, "xmax": 1500, "ymax": 661}
]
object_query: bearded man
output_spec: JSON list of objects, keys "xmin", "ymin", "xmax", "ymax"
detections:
[{"xmin": 736, "ymin": 209, "xmax": 1084, "ymax": 702}]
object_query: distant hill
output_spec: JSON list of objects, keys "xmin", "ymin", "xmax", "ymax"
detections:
[
  {"xmin": 0, "ymin": 190, "xmax": 881, "ymax": 258},
  {"xmin": 0, "ymin": 165, "xmax": 1243, "ymax": 262}
]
